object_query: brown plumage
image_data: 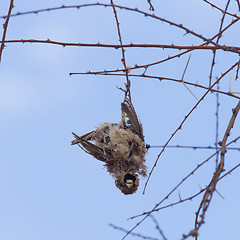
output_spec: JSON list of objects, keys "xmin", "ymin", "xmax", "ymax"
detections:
[{"xmin": 71, "ymin": 99, "xmax": 147, "ymax": 195}]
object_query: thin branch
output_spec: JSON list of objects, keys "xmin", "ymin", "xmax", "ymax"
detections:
[
  {"xmin": 110, "ymin": 0, "xmax": 131, "ymax": 101},
  {"xmin": 3, "ymin": 39, "xmax": 240, "ymax": 53},
  {"xmin": 211, "ymin": 0, "xmax": 231, "ymax": 169},
  {"xmin": 70, "ymin": 16, "xmax": 240, "ymax": 74},
  {"xmin": 236, "ymin": 0, "xmax": 240, "ymax": 11},
  {"xmin": 235, "ymin": 60, "xmax": 240, "ymax": 80},
  {"xmin": 147, "ymin": 0, "xmax": 154, "ymax": 11},
  {"xmin": 0, "ymin": 3, "xmax": 239, "ymax": 49},
  {"xmin": 0, "ymin": 2, "xmax": 237, "ymax": 74},
  {"xmin": 208, "ymin": 0, "xmax": 230, "ymax": 86},
  {"xmin": 2, "ymin": 2, "xmax": 239, "ymax": 19},
  {"xmin": 0, "ymin": 0, "xmax": 14, "ymax": 62},
  {"xmin": 70, "ymin": 72, "xmax": 240, "ymax": 100},
  {"xmin": 203, "ymin": 0, "xmax": 238, "ymax": 18},
  {"xmin": 215, "ymin": 82, "xmax": 220, "ymax": 168},
  {"xmin": 147, "ymin": 145, "xmax": 240, "ymax": 151}
]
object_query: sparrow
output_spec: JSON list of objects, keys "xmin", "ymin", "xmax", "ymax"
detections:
[{"xmin": 71, "ymin": 99, "xmax": 147, "ymax": 195}]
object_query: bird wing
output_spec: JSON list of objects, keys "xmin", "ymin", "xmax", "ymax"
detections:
[
  {"xmin": 121, "ymin": 99, "xmax": 144, "ymax": 140},
  {"xmin": 71, "ymin": 130, "xmax": 95, "ymax": 145},
  {"xmin": 72, "ymin": 132, "xmax": 112, "ymax": 163}
]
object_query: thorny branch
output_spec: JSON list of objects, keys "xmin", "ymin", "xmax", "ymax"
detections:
[
  {"xmin": 183, "ymin": 101, "xmax": 240, "ymax": 239},
  {"xmin": 75, "ymin": 72, "xmax": 240, "ymax": 100},
  {"xmin": 146, "ymin": 145, "xmax": 240, "ymax": 151},
  {"xmin": 0, "ymin": 0, "xmax": 14, "ymax": 62},
  {"xmin": 1, "ymin": 3, "xmax": 238, "ymax": 75},
  {"xmin": 215, "ymin": 82, "xmax": 220, "ymax": 169},
  {"xmin": 203, "ymin": 0, "xmax": 238, "ymax": 18},
  {"xmin": 110, "ymin": 0, "xmax": 131, "ymax": 101},
  {"xmin": 2, "ymin": 40, "xmax": 240, "ymax": 53},
  {"xmin": 69, "ymin": 16, "xmax": 240, "ymax": 75},
  {"xmin": 1, "ymin": 2, "xmax": 240, "ymax": 52},
  {"xmin": 1, "ymin": 2, "xmax": 239, "ymax": 20},
  {"xmin": 210, "ymin": 0, "xmax": 231, "ymax": 170},
  {"xmin": 154, "ymin": 157, "xmax": 240, "ymax": 215},
  {"xmin": 237, "ymin": 0, "xmax": 240, "ymax": 11},
  {"xmin": 208, "ymin": 0, "xmax": 230, "ymax": 86},
  {"xmin": 147, "ymin": 0, "xmax": 154, "ymax": 11}
]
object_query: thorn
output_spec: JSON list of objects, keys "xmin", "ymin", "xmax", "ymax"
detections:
[
  {"xmin": 215, "ymin": 188, "xmax": 225, "ymax": 200},
  {"xmin": 180, "ymin": 55, "xmax": 198, "ymax": 100},
  {"xmin": 178, "ymin": 191, "xmax": 182, "ymax": 201}
]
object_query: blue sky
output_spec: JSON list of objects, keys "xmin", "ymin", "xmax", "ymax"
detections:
[{"xmin": 0, "ymin": 0, "xmax": 240, "ymax": 239}]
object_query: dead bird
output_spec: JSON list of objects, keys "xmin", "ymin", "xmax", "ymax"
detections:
[{"xmin": 71, "ymin": 99, "xmax": 147, "ymax": 195}]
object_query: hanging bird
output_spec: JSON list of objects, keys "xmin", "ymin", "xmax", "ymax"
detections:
[{"xmin": 71, "ymin": 99, "xmax": 147, "ymax": 195}]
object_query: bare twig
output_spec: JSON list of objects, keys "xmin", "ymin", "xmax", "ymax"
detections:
[
  {"xmin": 203, "ymin": 0, "xmax": 238, "ymax": 18},
  {"xmin": 236, "ymin": 0, "xmax": 240, "ymax": 11},
  {"xmin": 70, "ymin": 16, "xmax": 239, "ymax": 75},
  {"xmin": 110, "ymin": 0, "xmax": 131, "ymax": 101},
  {"xmin": 0, "ymin": 3, "xmax": 237, "ymax": 48},
  {"xmin": 2, "ymin": 2, "xmax": 239, "ymax": 20},
  {"xmin": 147, "ymin": 0, "xmax": 154, "ymax": 11},
  {"xmin": 1, "ymin": 3, "xmax": 240, "ymax": 52},
  {"xmin": 235, "ymin": 60, "xmax": 240, "ymax": 80},
  {"xmin": 147, "ymin": 145, "xmax": 240, "ymax": 151},
  {"xmin": 70, "ymin": 72, "xmax": 240, "ymax": 100},
  {"xmin": 215, "ymin": 82, "xmax": 220, "ymax": 168},
  {"xmin": 0, "ymin": 0, "xmax": 14, "ymax": 62},
  {"xmin": 2, "ymin": 40, "xmax": 240, "ymax": 53},
  {"xmin": 208, "ymin": 0, "xmax": 230, "ymax": 86},
  {"xmin": 211, "ymin": 0, "xmax": 231, "ymax": 168}
]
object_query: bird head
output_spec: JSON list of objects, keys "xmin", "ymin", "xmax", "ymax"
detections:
[{"xmin": 115, "ymin": 171, "xmax": 139, "ymax": 195}]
